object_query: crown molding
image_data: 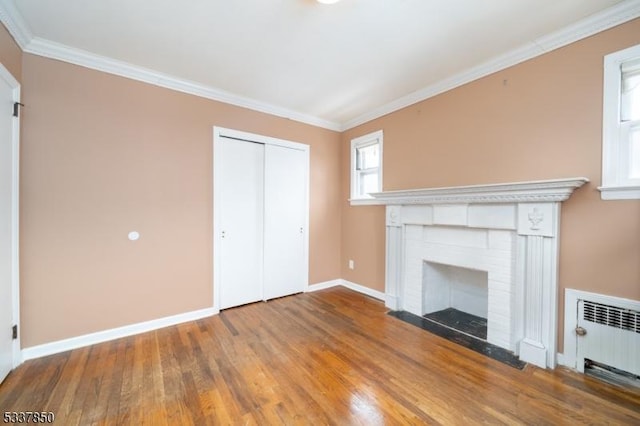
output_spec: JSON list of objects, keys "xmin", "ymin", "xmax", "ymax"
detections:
[
  {"xmin": 0, "ymin": 1, "xmax": 32, "ymax": 49},
  {"xmin": 0, "ymin": 1, "xmax": 341, "ymax": 131},
  {"xmin": 342, "ymin": 0, "xmax": 640, "ymax": 130},
  {"xmin": 535, "ymin": 0, "xmax": 640, "ymax": 53},
  {"xmin": 1, "ymin": 1, "xmax": 639, "ymax": 132},
  {"xmin": 23, "ymin": 37, "xmax": 342, "ymax": 131},
  {"xmin": 370, "ymin": 177, "xmax": 589, "ymax": 205}
]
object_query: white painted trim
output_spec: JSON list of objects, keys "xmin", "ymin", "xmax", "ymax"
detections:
[
  {"xmin": 212, "ymin": 127, "xmax": 310, "ymax": 312},
  {"xmin": 9, "ymin": 82, "xmax": 20, "ymax": 369},
  {"xmin": 306, "ymin": 279, "xmax": 386, "ymax": 301},
  {"xmin": 0, "ymin": 1, "xmax": 32, "ymax": 49},
  {"xmin": 598, "ymin": 185, "xmax": 640, "ymax": 200},
  {"xmin": 342, "ymin": 1, "xmax": 640, "ymax": 130},
  {"xmin": 350, "ymin": 130, "xmax": 384, "ymax": 203},
  {"xmin": 546, "ymin": 206, "xmax": 561, "ymax": 369},
  {"xmin": 556, "ymin": 352, "xmax": 568, "ymax": 368},
  {"xmin": 601, "ymin": 42, "xmax": 640, "ymax": 200},
  {"xmin": 305, "ymin": 280, "xmax": 342, "ymax": 292},
  {"xmin": 22, "ymin": 307, "xmax": 217, "ymax": 361},
  {"xmin": 19, "ymin": 37, "xmax": 342, "ymax": 132},
  {"xmin": 520, "ymin": 338, "xmax": 548, "ymax": 369},
  {"xmin": 563, "ymin": 288, "xmax": 640, "ymax": 371},
  {"xmin": 371, "ymin": 178, "xmax": 589, "ymax": 205},
  {"xmin": 212, "ymin": 129, "xmax": 219, "ymax": 312},
  {"xmin": 216, "ymin": 127, "xmax": 309, "ymax": 151},
  {"xmin": 303, "ymin": 151, "xmax": 311, "ymax": 304},
  {"xmin": 3, "ymin": 2, "xmax": 638, "ymax": 132},
  {"xmin": 340, "ymin": 280, "xmax": 386, "ymax": 301},
  {"xmin": 0, "ymin": 63, "xmax": 21, "ymax": 369},
  {"xmin": 348, "ymin": 198, "xmax": 384, "ymax": 206},
  {"xmin": 563, "ymin": 289, "xmax": 580, "ymax": 370}
]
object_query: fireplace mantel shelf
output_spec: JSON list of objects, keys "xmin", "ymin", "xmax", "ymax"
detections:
[
  {"xmin": 379, "ymin": 177, "xmax": 590, "ymax": 369},
  {"xmin": 371, "ymin": 177, "xmax": 589, "ymax": 205}
]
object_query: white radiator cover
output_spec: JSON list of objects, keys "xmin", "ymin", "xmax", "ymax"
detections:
[
  {"xmin": 577, "ymin": 298, "xmax": 640, "ymax": 376},
  {"xmin": 565, "ymin": 289, "xmax": 640, "ymax": 375}
]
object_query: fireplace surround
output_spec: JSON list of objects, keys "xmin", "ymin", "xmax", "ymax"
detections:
[{"xmin": 372, "ymin": 178, "xmax": 588, "ymax": 368}]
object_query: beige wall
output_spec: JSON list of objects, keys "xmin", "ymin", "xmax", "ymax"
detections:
[
  {"xmin": 3, "ymin": 17, "xmax": 640, "ymax": 350},
  {"xmin": 19, "ymin": 54, "xmax": 342, "ymax": 347},
  {"xmin": 0, "ymin": 24, "xmax": 21, "ymax": 82},
  {"xmin": 341, "ymin": 19, "xmax": 640, "ymax": 350}
]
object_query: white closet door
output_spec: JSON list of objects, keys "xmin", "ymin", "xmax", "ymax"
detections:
[
  {"xmin": 263, "ymin": 144, "xmax": 307, "ymax": 300},
  {"xmin": 0, "ymin": 66, "xmax": 16, "ymax": 384},
  {"xmin": 218, "ymin": 137, "xmax": 264, "ymax": 309}
]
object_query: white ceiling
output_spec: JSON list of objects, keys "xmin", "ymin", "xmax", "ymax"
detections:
[{"xmin": 1, "ymin": 0, "xmax": 638, "ymax": 130}]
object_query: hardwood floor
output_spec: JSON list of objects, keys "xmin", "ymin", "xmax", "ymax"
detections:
[{"xmin": 1, "ymin": 287, "xmax": 639, "ymax": 425}]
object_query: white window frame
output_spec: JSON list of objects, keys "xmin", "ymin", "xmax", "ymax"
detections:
[
  {"xmin": 350, "ymin": 130, "xmax": 383, "ymax": 205},
  {"xmin": 600, "ymin": 43, "xmax": 640, "ymax": 200}
]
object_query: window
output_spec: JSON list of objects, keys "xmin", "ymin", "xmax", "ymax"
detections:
[
  {"xmin": 350, "ymin": 130, "xmax": 383, "ymax": 204},
  {"xmin": 601, "ymin": 43, "xmax": 640, "ymax": 200}
]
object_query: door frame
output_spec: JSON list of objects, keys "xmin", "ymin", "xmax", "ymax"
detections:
[
  {"xmin": 0, "ymin": 62, "xmax": 21, "ymax": 369},
  {"xmin": 212, "ymin": 126, "xmax": 310, "ymax": 312}
]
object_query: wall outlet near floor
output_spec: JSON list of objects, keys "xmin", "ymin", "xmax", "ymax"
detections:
[{"xmin": 348, "ymin": 260, "xmax": 354, "ymax": 270}]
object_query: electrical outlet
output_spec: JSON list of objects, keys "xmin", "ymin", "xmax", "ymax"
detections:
[{"xmin": 348, "ymin": 260, "xmax": 354, "ymax": 270}]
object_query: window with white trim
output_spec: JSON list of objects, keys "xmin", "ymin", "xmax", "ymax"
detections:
[
  {"xmin": 601, "ymin": 43, "xmax": 640, "ymax": 200},
  {"xmin": 350, "ymin": 130, "xmax": 383, "ymax": 204}
]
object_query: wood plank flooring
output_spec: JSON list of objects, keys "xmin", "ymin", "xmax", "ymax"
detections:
[{"xmin": 1, "ymin": 287, "xmax": 639, "ymax": 425}]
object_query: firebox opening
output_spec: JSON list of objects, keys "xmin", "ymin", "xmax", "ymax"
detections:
[{"xmin": 422, "ymin": 262, "xmax": 489, "ymax": 341}]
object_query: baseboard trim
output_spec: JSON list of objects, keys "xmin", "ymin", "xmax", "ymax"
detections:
[
  {"xmin": 22, "ymin": 279, "xmax": 385, "ymax": 361},
  {"xmin": 556, "ymin": 352, "xmax": 569, "ymax": 368},
  {"xmin": 306, "ymin": 279, "xmax": 386, "ymax": 301},
  {"xmin": 340, "ymin": 280, "xmax": 386, "ymax": 301},
  {"xmin": 22, "ymin": 307, "xmax": 217, "ymax": 361},
  {"xmin": 519, "ymin": 338, "xmax": 547, "ymax": 369},
  {"xmin": 306, "ymin": 279, "xmax": 342, "ymax": 292}
]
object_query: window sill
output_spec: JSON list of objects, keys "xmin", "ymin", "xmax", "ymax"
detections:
[
  {"xmin": 349, "ymin": 198, "xmax": 384, "ymax": 206},
  {"xmin": 598, "ymin": 185, "xmax": 640, "ymax": 200}
]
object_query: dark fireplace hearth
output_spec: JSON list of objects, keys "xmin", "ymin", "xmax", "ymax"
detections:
[
  {"xmin": 388, "ymin": 310, "xmax": 526, "ymax": 370},
  {"xmin": 424, "ymin": 307, "xmax": 487, "ymax": 340}
]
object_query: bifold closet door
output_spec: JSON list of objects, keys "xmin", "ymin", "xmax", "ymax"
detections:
[
  {"xmin": 218, "ymin": 137, "xmax": 264, "ymax": 309},
  {"xmin": 263, "ymin": 144, "xmax": 306, "ymax": 300}
]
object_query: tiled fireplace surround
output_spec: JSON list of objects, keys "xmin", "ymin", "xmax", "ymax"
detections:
[{"xmin": 372, "ymin": 178, "xmax": 588, "ymax": 369}]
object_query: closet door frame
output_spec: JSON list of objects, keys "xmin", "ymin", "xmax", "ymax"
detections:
[{"xmin": 212, "ymin": 126, "xmax": 310, "ymax": 312}]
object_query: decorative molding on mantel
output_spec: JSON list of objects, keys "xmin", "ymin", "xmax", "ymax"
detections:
[{"xmin": 371, "ymin": 178, "xmax": 589, "ymax": 205}]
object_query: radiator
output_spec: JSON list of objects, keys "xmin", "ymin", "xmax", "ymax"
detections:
[{"xmin": 577, "ymin": 298, "xmax": 640, "ymax": 377}]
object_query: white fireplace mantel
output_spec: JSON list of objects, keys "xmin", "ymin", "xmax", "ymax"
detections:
[
  {"xmin": 373, "ymin": 177, "xmax": 588, "ymax": 369},
  {"xmin": 369, "ymin": 177, "xmax": 589, "ymax": 205}
]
